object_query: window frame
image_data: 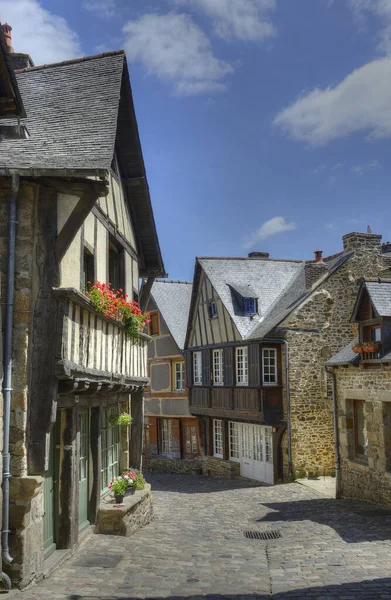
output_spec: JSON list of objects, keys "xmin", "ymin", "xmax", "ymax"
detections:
[
  {"xmin": 353, "ymin": 400, "xmax": 368, "ymax": 460},
  {"xmin": 193, "ymin": 351, "xmax": 202, "ymax": 386},
  {"xmin": 108, "ymin": 236, "xmax": 124, "ymax": 292},
  {"xmin": 213, "ymin": 419, "xmax": 224, "ymax": 458},
  {"xmin": 100, "ymin": 407, "xmax": 120, "ymax": 495},
  {"xmin": 149, "ymin": 311, "xmax": 160, "ymax": 336},
  {"xmin": 161, "ymin": 419, "xmax": 174, "ymax": 456},
  {"xmin": 210, "ymin": 301, "xmax": 218, "ymax": 318},
  {"xmin": 243, "ymin": 297, "xmax": 257, "ymax": 315},
  {"xmin": 262, "ymin": 347, "xmax": 278, "ymax": 386},
  {"xmin": 212, "ymin": 348, "xmax": 224, "ymax": 386},
  {"xmin": 173, "ymin": 360, "xmax": 185, "ymax": 391},
  {"xmin": 235, "ymin": 346, "xmax": 248, "ymax": 386},
  {"xmin": 83, "ymin": 246, "xmax": 95, "ymax": 291},
  {"xmin": 229, "ymin": 421, "xmax": 240, "ymax": 462}
]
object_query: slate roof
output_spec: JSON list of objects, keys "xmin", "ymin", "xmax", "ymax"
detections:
[
  {"xmin": 199, "ymin": 258, "xmax": 304, "ymax": 339},
  {"xmin": 0, "ymin": 50, "xmax": 165, "ymax": 277},
  {"xmin": 0, "ymin": 52, "xmax": 123, "ymax": 171},
  {"xmin": 365, "ymin": 280, "xmax": 391, "ymax": 317},
  {"xmin": 325, "ymin": 338, "xmax": 359, "ymax": 366},
  {"xmin": 150, "ymin": 281, "xmax": 193, "ymax": 350}
]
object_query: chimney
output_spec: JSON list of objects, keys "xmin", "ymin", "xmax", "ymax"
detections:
[
  {"xmin": 1, "ymin": 23, "xmax": 14, "ymax": 53},
  {"xmin": 342, "ymin": 231, "xmax": 382, "ymax": 252},
  {"xmin": 314, "ymin": 249, "xmax": 324, "ymax": 263},
  {"xmin": 305, "ymin": 261, "xmax": 328, "ymax": 289},
  {"xmin": 248, "ymin": 252, "xmax": 270, "ymax": 259}
]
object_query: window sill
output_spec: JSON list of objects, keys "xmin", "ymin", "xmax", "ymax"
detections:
[
  {"xmin": 263, "ymin": 383, "xmax": 279, "ymax": 387},
  {"xmin": 348, "ymin": 457, "xmax": 368, "ymax": 468}
]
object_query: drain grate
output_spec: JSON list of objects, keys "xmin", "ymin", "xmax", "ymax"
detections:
[{"xmin": 244, "ymin": 530, "xmax": 282, "ymax": 540}]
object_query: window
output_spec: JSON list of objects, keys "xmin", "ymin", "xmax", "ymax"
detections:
[
  {"xmin": 149, "ymin": 312, "xmax": 160, "ymax": 336},
  {"xmin": 213, "ymin": 419, "xmax": 223, "ymax": 458},
  {"xmin": 101, "ymin": 407, "xmax": 120, "ymax": 493},
  {"xmin": 354, "ymin": 400, "xmax": 368, "ymax": 459},
  {"xmin": 244, "ymin": 297, "xmax": 257, "ymax": 315},
  {"xmin": 236, "ymin": 346, "xmax": 248, "ymax": 385},
  {"xmin": 210, "ymin": 302, "xmax": 218, "ymax": 318},
  {"xmin": 173, "ymin": 361, "xmax": 185, "ymax": 391},
  {"xmin": 108, "ymin": 237, "xmax": 123, "ymax": 291},
  {"xmin": 183, "ymin": 422, "xmax": 199, "ymax": 458},
  {"xmin": 83, "ymin": 247, "xmax": 94, "ymax": 291},
  {"xmin": 262, "ymin": 348, "xmax": 278, "ymax": 385},
  {"xmin": 161, "ymin": 419, "xmax": 173, "ymax": 455},
  {"xmin": 193, "ymin": 352, "xmax": 202, "ymax": 385},
  {"xmin": 229, "ymin": 422, "xmax": 240, "ymax": 462},
  {"xmin": 265, "ymin": 428, "xmax": 273, "ymax": 464},
  {"xmin": 213, "ymin": 349, "xmax": 224, "ymax": 385}
]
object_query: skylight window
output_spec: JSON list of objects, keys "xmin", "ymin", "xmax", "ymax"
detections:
[{"xmin": 244, "ymin": 297, "xmax": 257, "ymax": 315}]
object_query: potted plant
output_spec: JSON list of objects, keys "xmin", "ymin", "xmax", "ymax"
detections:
[
  {"xmin": 363, "ymin": 341, "xmax": 380, "ymax": 353},
  {"xmin": 123, "ymin": 468, "xmax": 146, "ymax": 490},
  {"xmin": 352, "ymin": 343, "xmax": 365, "ymax": 354},
  {"xmin": 123, "ymin": 470, "xmax": 136, "ymax": 494},
  {"xmin": 108, "ymin": 476, "xmax": 129, "ymax": 503},
  {"xmin": 108, "ymin": 413, "xmax": 133, "ymax": 426}
]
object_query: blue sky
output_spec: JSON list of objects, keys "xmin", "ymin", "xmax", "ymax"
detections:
[{"xmin": 2, "ymin": 0, "xmax": 391, "ymax": 280}]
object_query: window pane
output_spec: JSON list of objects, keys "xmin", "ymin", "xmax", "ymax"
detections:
[
  {"xmin": 193, "ymin": 352, "xmax": 202, "ymax": 385},
  {"xmin": 236, "ymin": 347, "xmax": 248, "ymax": 384},
  {"xmin": 229, "ymin": 422, "xmax": 240, "ymax": 461},
  {"xmin": 101, "ymin": 407, "xmax": 120, "ymax": 493},
  {"xmin": 355, "ymin": 401, "xmax": 368, "ymax": 456},
  {"xmin": 213, "ymin": 419, "xmax": 223, "ymax": 457}
]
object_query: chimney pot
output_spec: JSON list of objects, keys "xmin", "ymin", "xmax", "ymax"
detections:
[
  {"xmin": 1, "ymin": 23, "xmax": 14, "ymax": 53},
  {"xmin": 248, "ymin": 252, "xmax": 270, "ymax": 259},
  {"xmin": 314, "ymin": 249, "xmax": 324, "ymax": 263}
]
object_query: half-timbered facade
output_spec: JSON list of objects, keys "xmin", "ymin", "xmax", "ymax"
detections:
[
  {"xmin": 186, "ymin": 235, "xmax": 390, "ymax": 484},
  {"xmin": 143, "ymin": 281, "xmax": 201, "ymax": 472},
  {"xmin": 0, "ymin": 33, "xmax": 164, "ymax": 588}
]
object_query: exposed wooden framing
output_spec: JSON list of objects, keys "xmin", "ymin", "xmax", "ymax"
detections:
[
  {"xmin": 92, "ymin": 204, "xmax": 139, "ymax": 263},
  {"xmin": 57, "ymin": 182, "xmax": 108, "ymax": 260}
]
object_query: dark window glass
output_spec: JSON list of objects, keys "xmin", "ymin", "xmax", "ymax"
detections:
[
  {"xmin": 83, "ymin": 248, "xmax": 94, "ymax": 290},
  {"xmin": 244, "ymin": 298, "xmax": 256, "ymax": 315}
]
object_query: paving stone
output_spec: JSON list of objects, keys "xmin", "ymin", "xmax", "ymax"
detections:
[{"xmin": 7, "ymin": 475, "xmax": 391, "ymax": 599}]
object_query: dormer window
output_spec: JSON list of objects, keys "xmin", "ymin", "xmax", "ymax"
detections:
[{"xmin": 244, "ymin": 297, "xmax": 257, "ymax": 315}]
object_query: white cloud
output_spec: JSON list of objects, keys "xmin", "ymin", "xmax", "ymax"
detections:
[
  {"xmin": 349, "ymin": 0, "xmax": 391, "ymax": 54},
  {"xmin": 82, "ymin": 0, "xmax": 116, "ymax": 18},
  {"xmin": 174, "ymin": 0, "xmax": 276, "ymax": 42},
  {"xmin": 1, "ymin": 0, "xmax": 81, "ymax": 64},
  {"xmin": 123, "ymin": 12, "xmax": 233, "ymax": 95},
  {"xmin": 273, "ymin": 58, "xmax": 391, "ymax": 145},
  {"xmin": 243, "ymin": 216, "xmax": 297, "ymax": 249},
  {"xmin": 351, "ymin": 159, "xmax": 381, "ymax": 174}
]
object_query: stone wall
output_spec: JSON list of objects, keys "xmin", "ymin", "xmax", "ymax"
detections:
[
  {"xmin": 202, "ymin": 456, "xmax": 240, "ymax": 479},
  {"xmin": 281, "ymin": 233, "xmax": 386, "ymax": 479},
  {"xmin": 334, "ymin": 363, "xmax": 391, "ymax": 507},
  {"xmin": 95, "ymin": 484, "xmax": 153, "ymax": 537},
  {"xmin": 146, "ymin": 457, "xmax": 203, "ymax": 475}
]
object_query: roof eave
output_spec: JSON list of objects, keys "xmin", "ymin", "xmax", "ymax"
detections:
[{"xmin": 0, "ymin": 23, "xmax": 26, "ymax": 119}]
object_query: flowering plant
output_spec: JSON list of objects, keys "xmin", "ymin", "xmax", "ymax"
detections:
[
  {"xmin": 85, "ymin": 281, "xmax": 150, "ymax": 340},
  {"xmin": 108, "ymin": 413, "xmax": 133, "ymax": 426},
  {"xmin": 108, "ymin": 476, "xmax": 129, "ymax": 495},
  {"xmin": 122, "ymin": 468, "xmax": 146, "ymax": 490}
]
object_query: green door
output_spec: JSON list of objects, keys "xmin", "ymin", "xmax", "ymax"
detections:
[
  {"xmin": 78, "ymin": 410, "xmax": 90, "ymax": 532},
  {"xmin": 43, "ymin": 423, "xmax": 58, "ymax": 559}
]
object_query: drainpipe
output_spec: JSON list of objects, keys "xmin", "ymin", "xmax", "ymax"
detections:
[
  {"xmin": 1, "ymin": 174, "xmax": 19, "ymax": 591},
  {"xmin": 263, "ymin": 338, "xmax": 293, "ymax": 480},
  {"xmin": 326, "ymin": 366, "xmax": 342, "ymax": 499}
]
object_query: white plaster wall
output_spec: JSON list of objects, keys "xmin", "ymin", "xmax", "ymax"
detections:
[
  {"xmin": 58, "ymin": 193, "xmax": 81, "ymax": 288},
  {"xmin": 96, "ymin": 220, "xmax": 108, "ymax": 282},
  {"xmin": 84, "ymin": 212, "xmax": 95, "ymax": 248}
]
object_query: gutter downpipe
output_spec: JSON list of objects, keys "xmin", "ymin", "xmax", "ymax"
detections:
[
  {"xmin": 264, "ymin": 338, "xmax": 293, "ymax": 481},
  {"xmin": 326, "ymin": 366, "xmax": 342, "ymax": 499},
  {"xmin": 1, "ymin": 174, "xmax": 19, "ymax": 591}
]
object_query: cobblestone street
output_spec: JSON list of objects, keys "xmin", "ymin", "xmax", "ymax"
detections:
[{"xmin": 8, "ymin": 474, "xmax": 391, "ymax": 599}]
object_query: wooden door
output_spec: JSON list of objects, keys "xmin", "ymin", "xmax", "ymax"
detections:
[{"xmin": 78, "ymin": 410, "xmax": 90, "ymax": 532}]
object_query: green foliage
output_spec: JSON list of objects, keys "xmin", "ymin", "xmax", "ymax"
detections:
[
  {"xmin": 108, "ymin": 413, "xmax": 133, "ymax": 426},
  {"xmin": 109, "ymin": 476, "xmax": 129, "ymax": 495}
]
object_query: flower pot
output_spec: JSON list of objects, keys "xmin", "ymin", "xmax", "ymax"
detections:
[
  {"xmin": 128, "ymin": 486, "xmax": 135, "ymax": 495},
  {"xmin": 114, "ymin": 494, "xmax": 124, "ymax": 503},
  {"xmin": 352, "ymin": 345, "xmax": 364, "ymax": 354},
  {"xmin": 364, "ymin": 342, "xmax": 380, "ymax": 353}
]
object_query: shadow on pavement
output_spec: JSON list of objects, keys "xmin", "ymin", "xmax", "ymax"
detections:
[
  {"xmin": 67, "ymin": 576, "xmax": 391, "ymax": 598},
  {"xmin": 259, "ymin": 497, "xmax": 391, "ymax": 543},
  {"xmin": 144, "ymin": 473, "xmax": 267, "ymax": 494}
]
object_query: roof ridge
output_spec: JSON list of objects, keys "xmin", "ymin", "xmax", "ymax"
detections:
[
  {"xmin": 197, "ymin": 257, "xmax": 305, "ymax": 264},
  {"xmin": 15, "ymin": 50, "xmax": 124, "ymax": 74},
  {"xmin": 154, "ymin": 280, "xmax": 192, "ymax": 285}
]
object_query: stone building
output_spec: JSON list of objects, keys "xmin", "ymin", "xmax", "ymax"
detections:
[
  {"xmin": 326, "ymin": 278, "xmax": 391, "ymax": 507},
  {"xmin": 185, "ymin": 233, "xmax": 390, "ymax": 483},
  {"xmin": 143, "ymin": 281, "xmax": 201, "ymax": 474},
  {"xmin": 0, "ymin": 28, "xmax": 164, "ymax": 588}
]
